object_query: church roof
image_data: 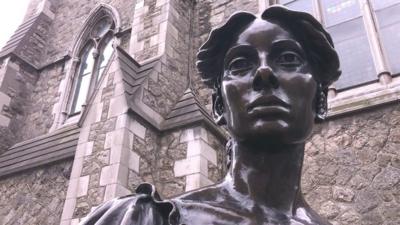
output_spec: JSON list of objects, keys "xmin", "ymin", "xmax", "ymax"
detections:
[{"xmin": 0, "ymin": 125, "xmax": 79, "ymax": 178}]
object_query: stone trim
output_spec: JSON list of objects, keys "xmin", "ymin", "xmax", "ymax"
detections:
[
  {"xmin": 129, "ymin": 0, "xmax": 169, "ymax": 61},
  {"xmin": 258, "ymin": 0, "xmax": 268, "ymax": 13},
  {"xmin": 69, "ymin": 4, "xmax": 122, "ymax": 57},
  {"xmin": 174, "ymin": 126, "xmax": 218, "ymax": 191},
  {"xmin": 36, "ymin": 0, "xmax": 55, "ymax": 20},
  {"xmin": 60, "ymin": 139, "xmax": 93, "ymax": 224},
  {"xmin": 359, "ymin": 0, "xmax": 390, "ymax": 77},
  {"xmin": 312, "ymin": 0, "xmax": 323, "ymax": 22},
  {"xmin": 328, "ymin": 76, "xmax": 400, "ymax": 117},
  {"xmin": 61, "ymin": 111, "xmax": 144, "ymax": 224}
]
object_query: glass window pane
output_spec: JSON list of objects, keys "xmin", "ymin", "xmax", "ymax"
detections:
[
  {"xmin": 81, "ymin": 47, "xmax": 95, "ymax": 75},
  {"xmin": 71, "ymin": 74, "xmax": 91, "ymax": 113},
  {"xmin": 321, "ymin": 0, "xmax": 361, "ymax": 26},
  {"xmin": 280, "ymin": 0, "xmax": 294, "ymax": 4},
  {"xmin": 91, "ymin": 16, "xmax": 113, "ymax": 38},
  {"xmin": 371, "ymin": 0, "xmax": 400, "ymax": 10},
  {"xmin": 284, "ymin": 0, "xmax": 314, "ymax": 15},
  {"xmin": 97, "ymin": 38, "xmax": 114, "ymax": 81},
  {"xmin": 71, "ymin": 44, "xmax": 95, "ymax": 114},
  {"xmin": 374, "ymin": 3, "xmax": 400, "ymax": 74},
  {"xmin": 328, "ymin": 18, "xmax": 377, "ymax": 89}
]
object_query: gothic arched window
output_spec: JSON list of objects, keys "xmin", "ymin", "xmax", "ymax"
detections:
[{"xmin": 69, "ymin": 15, "xmax": 115, "ymax": 115}]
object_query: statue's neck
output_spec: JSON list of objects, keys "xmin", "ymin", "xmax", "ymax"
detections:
[{"xmin": 225, "ymin": 140, "xmax": 304, "ymax": 215}]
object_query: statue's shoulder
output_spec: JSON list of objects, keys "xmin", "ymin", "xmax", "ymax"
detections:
[
  {"xmin": 172, "ymin": 182, "xmax": 227, "ymax": 203},
  {"xmin": 79, "ymin": 183, "xmax": 178, "ymax": 225}
]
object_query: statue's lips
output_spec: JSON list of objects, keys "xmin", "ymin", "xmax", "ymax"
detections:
[{"xmin": 247, "ymin": 96, "xmax": 290, "ymax": 116}]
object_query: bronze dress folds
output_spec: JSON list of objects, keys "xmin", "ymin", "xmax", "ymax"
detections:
[{"xmin": 80, "ymin": 183, "xmax": 323, "ymax": 225}]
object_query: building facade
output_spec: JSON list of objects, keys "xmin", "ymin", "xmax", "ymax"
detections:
[{"xmin": 0, "ymin": 0, "xmax": 398, "ymax": 224}]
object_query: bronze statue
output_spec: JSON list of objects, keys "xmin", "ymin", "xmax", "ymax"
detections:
[{"xmin": 80, "ymin": 6, "xmax": 340, "ymax": 225}]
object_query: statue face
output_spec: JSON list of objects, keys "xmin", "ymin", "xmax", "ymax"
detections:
[{"xmin": 221, "ymin": 19, "xmax": 317, "ymax": 145}]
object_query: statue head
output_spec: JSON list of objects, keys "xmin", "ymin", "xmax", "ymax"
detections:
[{"xmin": 197, "ymin": 6, "xmax": 341, "ymax": 145}]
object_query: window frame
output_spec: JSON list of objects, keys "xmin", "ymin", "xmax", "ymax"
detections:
[
  {"xmin": 67, "ymin": 16, "xmax": 116, "ymax": 116},
  {"xmin": 69, "ymin": 41, "xmax": 96, "ymax": 116},
  {"xmin": 275, "ymin": 0, "xmax": 399, "ymax": 116}
]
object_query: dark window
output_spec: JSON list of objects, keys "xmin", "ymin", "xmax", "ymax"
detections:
[
  {"xmin": 321, "ymin": 0, "xmax": 377, "ymax": 90},
  {"xmin": 283, "ymin": 0, "xmax": 314, "ymax": 15},
  {"xmin": 371, "ymin": 1, "xmax": 400, "ymax": 74},
  {"xmin": 370, "ymin": 0, "xmax": 399, "ymax": 10},
  {"xmin": 321, "ymin": 0, "xmax": 361, "ymax": 26},
  {"xmin": 71, "ymin": 44, "xmax": 95, "ymax": 114},
  {"xmin": 327, "ymin": 19, "xmax": 376, "ymax": 89},
  {"xmin": 280, "ymin": 0, "xmax": 294, "ymax": 4},
  {"xmin": 70, "ymin": 16, "xmax": 115, "ymax": 114}
]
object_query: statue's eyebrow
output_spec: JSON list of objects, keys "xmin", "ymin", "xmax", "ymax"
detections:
[
  {"xmin": 224, "ymin": 44, "xmax": 257, "ymax": 64},
  {"xmin": 270, "ymin": 39, "xmax": 305, "ymax": 56}
]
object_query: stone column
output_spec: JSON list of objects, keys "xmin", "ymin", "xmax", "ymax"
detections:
[
  {"xmin": 60, "ymin": 58, "xmax": 146, "ymax": 224},
  {"xmin": 174, "ymin": 126, "xmax": 221, "ymax": 191},
  {"xmin": 101, "ymin": 114, "xmax": 143, "ymax": 201},
  {"xmin": 129, "ymin": 0, "xmax": 171, "ymax": 63}
]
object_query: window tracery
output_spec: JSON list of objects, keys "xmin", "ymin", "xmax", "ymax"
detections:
[{"xmin": 69, "ymin": 15, "xmax": 115, "ymax": 115}]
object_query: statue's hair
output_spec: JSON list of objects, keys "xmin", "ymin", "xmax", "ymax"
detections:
[{"xmin": 196, "ymin": 6, "xmax": 341, "ymax": 89}]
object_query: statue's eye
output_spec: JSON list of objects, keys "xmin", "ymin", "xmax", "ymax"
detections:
[
  {"xmin": 276, "ymin": 52, "xmax": 303, "ymax": 68},
  {"xmin": 228, "ymin": 57, "xmax": 253, "ymax": 74}
]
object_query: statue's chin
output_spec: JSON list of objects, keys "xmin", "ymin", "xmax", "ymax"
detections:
[{"xmin": 230, "ymin": 123, "xmax": 313, "ymax": 147}]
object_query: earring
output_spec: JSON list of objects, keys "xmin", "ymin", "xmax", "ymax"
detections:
[
  {"xmin": 212, "ymin": 78, "xmax": 227, "ymax": 125},
  {"xmin": 225, "ymin": 138, "xmax": 233, "ymax": 170},
  {"xmin": 212, "ymin": 92, "xmax": 227, "ymax": 125},
  {"xmin": 315, "ymin": 84, "xmax": 327, "ymax": 122}
]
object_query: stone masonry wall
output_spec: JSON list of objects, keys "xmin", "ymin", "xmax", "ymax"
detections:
[
  {"xmin": 17, "ymin": 13, "xmax": 53, "ymax": 68},
  {"xmin": 69, "ymin": 65, "xmax": 119, "ymax": 220},
  {"xmin": 131, "ymin": 0, "xmax": 193, "ymax": 117},
  {"xmin": 61, "ymin": 57, "xmax": 146, "ymax": 224},
  {"xmin": 43, "ymin": 0, "xmax": 136, "ymax": 66},
  {"xmin": 1, "ymin": 0, "xmax": 137, "ymax": 147},
  {"xmin": 303, "ymin": 103, "xmax": 400, "ymax": 225},
  {"xmin": 172, "ymin": 126, "xmax": 226, "ymax": 193},
  {"xmin": 0, "ymin": 160, "xmax": 72, "ymax": 225},
  {"xmin": 23, "ymin": 0, "xmax": 60, "ymax": 22},
  {"xmin": 0, "ymin": 59, "xmax": 38, "ymax": 154},
  {"xmin": 18, "ymin": 63, "xmax": 65, "ymax": 141}
]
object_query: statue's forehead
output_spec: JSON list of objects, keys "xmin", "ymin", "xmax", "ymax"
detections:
[{"xmin": 233, "ymin": 19, "xmax": 295, "ymax": 46}]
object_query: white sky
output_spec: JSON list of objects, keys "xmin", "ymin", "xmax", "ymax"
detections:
[{"xmin": 0, "ymin": 0, "xmax": 31, "ymax": 49}]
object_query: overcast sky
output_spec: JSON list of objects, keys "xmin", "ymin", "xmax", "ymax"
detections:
[{"xmin": 0, "ymin": 0, "xmax": 31, "ymax": 49}]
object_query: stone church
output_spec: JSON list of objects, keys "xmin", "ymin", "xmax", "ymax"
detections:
[{"xmin": 0, "ymin": 0, "xmax": 399, "ymax": 224}]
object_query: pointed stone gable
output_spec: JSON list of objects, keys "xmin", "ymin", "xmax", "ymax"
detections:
[
  {"xmin": 163, "ymin": 88, "xmax": 214, "ymax": 130},
  {"xmin": 0, "ymin": 10, "xmax": 54, "ymax": 69},
  {"xmin": 114, "ymin": 46, "xmax": 160, "ymax": 98}
]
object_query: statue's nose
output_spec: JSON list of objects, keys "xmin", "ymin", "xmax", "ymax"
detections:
[{"xmin": 252, "ymin": 66, "xmax": 279, "ymax": 91}]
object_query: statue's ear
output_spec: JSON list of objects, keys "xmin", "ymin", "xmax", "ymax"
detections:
[{"xmin": 212, "ymin": 92, "xmax": 227, "ymax": 125}]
